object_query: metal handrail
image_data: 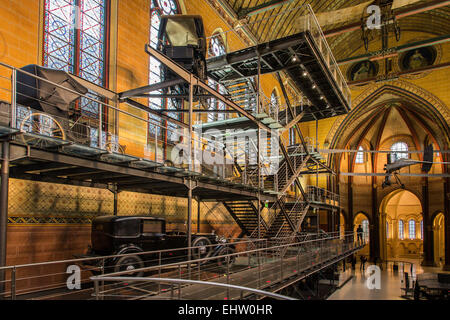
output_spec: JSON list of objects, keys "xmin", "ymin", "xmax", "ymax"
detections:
[
  {"xmin": 304, "ymin": 4, "xmax": 351, "ymax": 105},
  {"xmin": 0, "ymin": 62, "xmax": 275, "ymax": 187},
  {"xmin": 0, "ymin": 238, "xmax": 267, "ymax": 272},
  {"xmin": 90, "ymin": 276, "xmax": 297, "ymax": 300},
  {"xmin": 91, "ymin": 232, "xmax": 356, "ymax": 278}
]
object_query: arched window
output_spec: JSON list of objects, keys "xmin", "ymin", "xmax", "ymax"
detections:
[
  {"xmin": 43, "ymin": 0, "xmax": 109, "ymax": 118},
  {"xmin": 420, "ymin": 220, "xmax": 423, "ymax": 240},
  {"xmin": 386, "ymin": 221, "xmax": 389, "ymax": 239},
  {"xmin": 409, "ymin": 220, "xmax": 416, "ymax": 240},
  {"xmin": 362, "ymin": 219, "xmax": 369, "ymax": 242},
  {"xmin": 209, "ymin": 33, "xmax": 226, "ymax": 57},
  {"xmin": 148, "ymin": 0, "xmax": 180, "ymax": 143},
  {"xmin": 399, "ymin": 220, "xmax": 404, "ymax": 240},
  {"xmin": 355, "ymin": 146, "xmax": 365, "ymax": 164},
  {"xmin": 390, "ymin": 142, "xmax": 409, "ymax": 162},
  {"xmin": 271, "ymin": 90, "xmax": 279, "ymax": 109}
]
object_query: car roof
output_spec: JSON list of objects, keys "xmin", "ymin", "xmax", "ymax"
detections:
[{"xmin": 93, "ymin": 216, "xmax": 166, "ymax": 223}]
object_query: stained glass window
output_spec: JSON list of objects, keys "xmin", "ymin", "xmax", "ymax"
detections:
[
  {"xmin": 362, "ymin": 219, "xmax": 369, "ymax": 242},
  {"xmin": 207, "ymin": 78, "xmax": 226, "ymax": 122},
  {"xmin": 209, "ymin": 33, "xmax": 226, "ymax": 57},
  {"xmin": 421, "ymin": 220, "xmax": 423, "ymax": 240},
  {"xmin": 409, "ymin": 219, "xmax": 416, "ymax": 240},
  {"xmin": 386, "ymin": 221, "xmax": 389, "ymax": 239},
  {"xmin": 355, "ymin": 146, "xmax": 365, "ymax": 164},
  {"xmin": 399, "ymin": 220, "xmax": 404, "ymax": 240},
  {"xmin": 148, "ymin": 0, "xmax": 180, "ymax": 143},
  {"xmin": 391, "ymin": 142, "xmax": 409, "ymax": 162},
  {"xmin": 43, "ymin": 0, "xmax": 108, "ymax": 117}
]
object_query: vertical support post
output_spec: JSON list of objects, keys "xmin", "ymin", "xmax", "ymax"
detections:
[
  {"xmin": 100, "ymin": 258, "xmax": 105, "ymax": 300},
  {"xmin": 178, "ymin": 265, "xmax": 182, "ymax": 299},
  {"xmin": 11, "ymin": 69, "xmax": 17, "ymax": 129},
  {"xmin": 187, "ymin": 181, "xmax": 193, "ymax": 279},
  {"xmin": 99, "ymin": 102, "xmax": 103, "ymax": 150},
  {"xmin": 0, "ymin": 142, "xmax": 10, "ymax": 300},
  {"xmin": 94, "ymin": 279, "xmax": 100, "ymax": 301},
  {"xmin": 187, "ymin": 77, "xmax": 194, "ymax": 279},
  {"xmin": 226, "ymin": 255, "xmax": 230, "ymax": 299},
  {"xmin": 158, "ymin": 252, "xmax": 161, "ymax": 294},
  {"xmin": 113, "ymin": 185, "xmax": 118, "ymax": 216},
  {"xmin": 197, "ymin": 198, "xmax": 201, "ymax": 233},
  {"xmin": 154, "ymin": 126, "xmax": 158, "ymax": 162},
  {"xmin": 11, "ymin": 267, "xmax": 15, "ymax": 300}
]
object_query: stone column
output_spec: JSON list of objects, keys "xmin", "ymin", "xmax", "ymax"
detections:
[
  {"xmin": 370, "ymin": 185, "xmax": 379, "ymax": 261},
  {"xmin": 422, "ymin": 178, "xmax": 436, "ymax": 266},
  {"xmin": 443, "ymin": 176, "xmax": 450, "ymax": 271}
]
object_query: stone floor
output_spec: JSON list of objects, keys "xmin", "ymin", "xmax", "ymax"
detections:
[{"xmin": 328, "ymin": 259, "xmax": 450, "ymax": 300}]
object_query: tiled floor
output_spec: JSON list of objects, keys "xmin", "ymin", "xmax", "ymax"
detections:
[{"xmin": 328, "ymin": 260, "xmax": 425, "ymax": 300}]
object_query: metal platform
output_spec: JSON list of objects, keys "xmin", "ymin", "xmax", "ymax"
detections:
[
  {"xmin": 89, "ymin": 233, "xmax": 364, "ymax": 300},
  {"xmin": 3, "ymin": 137, "xmax": 275, "ymax": 202},
  {"xmin": 207, "ymin": 30, "xmax": 351, "ymax": 122}
]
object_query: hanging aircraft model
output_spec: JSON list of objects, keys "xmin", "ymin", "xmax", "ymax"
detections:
[{"xmin": 381, "ymin": 144, "xmax": 434, "ymax": 189}]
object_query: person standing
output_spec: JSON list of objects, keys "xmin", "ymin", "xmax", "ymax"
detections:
[
  {"xmin": 356, "ymin": 225, "xmax": 364, "ymax": 244},
  {"xmin": 360, "ymin": 255, "xmax": 367, "ymax": 271}
]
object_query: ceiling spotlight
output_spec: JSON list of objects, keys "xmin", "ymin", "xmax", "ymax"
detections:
[
  {"xmin": 326, "ymin": 104, "xmax": 330, "ymax": 109},
  {"xmin": 312, "ymin": 84, "xmax": 317, "ymax": 89},
  {"xmin": 302, "ymin": 71, "xmax": 308, "ymax": 77},
  {"xmin": 320, "ymin": 96, "xmax": 324, "ymax": 100},
  {"xmin": 292, "ymin": 55, "xmax": 298, "ymax": 62}
]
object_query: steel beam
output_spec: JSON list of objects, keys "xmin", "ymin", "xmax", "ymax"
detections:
[
  {"xmin": 0, "ymin": 142, "xmax": 9, "ymax": 299},
  {"xmin": 118, "ymin": 78, "xmax": 185, "ymax": 100},
  {"xmin": 124, "ymin": 98, "xmax": 188, "ymax": 129},
  {"xmin": 324, "ymin": 0, "xmax": 450, "ymax": 38},
  {"xmin": 145, "ymin": 45, "xmax": 272, "ymax": 132}
]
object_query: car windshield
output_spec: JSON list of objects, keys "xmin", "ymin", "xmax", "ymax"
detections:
[{"xmin": 165, "ymin": 18, "xmax": 199, "ymax": 46}]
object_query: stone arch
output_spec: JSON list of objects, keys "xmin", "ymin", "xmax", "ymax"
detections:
[
  {"xmin": 433, "ymin": 212, "xmax": 445, "ymax": 266},
  {"xmin": 326, "ymin": 80, "xmax": 450, "ymax": 168}
]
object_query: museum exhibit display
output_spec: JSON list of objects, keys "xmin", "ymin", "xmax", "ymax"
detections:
[{"xmin": 0, "ymin": 0, "xmax": 448, "ymax": 306}]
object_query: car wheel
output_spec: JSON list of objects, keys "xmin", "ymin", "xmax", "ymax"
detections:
[
  {"xmin": 113, "ymin": 255, "xmax": 145, "ymax": 277},
  {"xmin": 216, "ymin": 247, "xmax": 236, "ymax": 268},
  {"xmin": 192, "ymin": 236, "xmax": 212, "ymax": 261}
]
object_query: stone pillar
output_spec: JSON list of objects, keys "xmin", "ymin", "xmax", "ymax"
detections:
[
  {"xmin": 370, "ymin": 185, "xmax": 379, "ymax": 261},
  {"xmin": 347, "ymin": 181, "xmax": 353, "ymax": 233},
  {"xmin": 422, "ymin": 178, "xmax": 436, "ymax": 266},
  {"xmin": 443, "ymin": 176, "xmax": 450, "ymax": 271}
]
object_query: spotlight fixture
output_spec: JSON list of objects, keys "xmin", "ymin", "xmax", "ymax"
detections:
[
  {"xmin": 302, "ymin": 71, "xmax": 308, "ymax": 77},
  {"xmin": 320, "ymin": 96, "xmax": 324, "ymax": 100},
  {"xmin": 312, "ymin": 84, "xmax": 317, "ymax": 89},
  {"xmin": 292, "ymin": 55, "xmax": 298, "ymax": 62},
  {"xmin": 326, "ymin": 104, "xmax": 330, "ymax": 109}
]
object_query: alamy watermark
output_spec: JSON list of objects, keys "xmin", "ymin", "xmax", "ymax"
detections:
[
  {"xmin": 169, "ymin": 127, "xmax": 281, "ymax": 174},
  {"xmin": 365, "ymin": 265, "xmax": 381, "ymax": 290},
  {"xmin": 366, "ymin": 5, "xmax": 382, "ymax": 30},
  {"xmin": 66, "ymin": 265, "xmax": 81, "ymax": 290}
]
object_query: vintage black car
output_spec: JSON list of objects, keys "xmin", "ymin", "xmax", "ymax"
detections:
[{"xmin": 81, "ymin": 216, "xmax": 235, "ymax": 276}]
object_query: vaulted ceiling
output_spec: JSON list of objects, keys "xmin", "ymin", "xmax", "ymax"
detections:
[{"xmin": 220, "ymin": 0, "xmax": 450, "ymax": 60}]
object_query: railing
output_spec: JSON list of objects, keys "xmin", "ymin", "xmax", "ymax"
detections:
[
  {"xmin": 88, "ymin": 232, "xmax": 362, "ymax": 300},
  {"xmin": 0, "ymin": 238, "xmax": 268, "ymax": 300},
  {"xmin": 302, "ymin": 4, "xmax": 351, "ymax": 108},
  {"xmin": 91, "ymin": 277, "xmax": 296, "ymax": 300},
  {"xmin": 0, "ymin": 62, "xmax": 285, "ymax": 192},
  {"xmin": 205, "ymin": 4, "xmax": 351, "ymax": 111},
  {"xmin": 306, "ymin": 186, "xmax": 340, "ymax": 207}
]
